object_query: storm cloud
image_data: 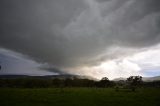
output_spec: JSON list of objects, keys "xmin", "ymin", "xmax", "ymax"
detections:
[{"xmin": 0, "ymin": 0, "xmax": 160, "ymax": 75}]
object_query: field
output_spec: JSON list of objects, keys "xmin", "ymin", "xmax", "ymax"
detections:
[{"xmin": 0, "ymin": 88, "xmax": 160, "ymax": 106}]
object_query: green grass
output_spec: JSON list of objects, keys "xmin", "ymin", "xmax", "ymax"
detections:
[{"xmin": 0, "ymin": 88, "xmax": 160, "ymax": 106}]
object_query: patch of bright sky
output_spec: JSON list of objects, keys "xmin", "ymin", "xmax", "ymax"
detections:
[{"xmin": 71, "ymin": 44, "xmax": 160, "ymax": 80}]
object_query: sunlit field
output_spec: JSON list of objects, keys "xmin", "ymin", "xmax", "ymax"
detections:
[{"xmin": 0, "ymin": 88, "xmax": 160, "ymax": 106}]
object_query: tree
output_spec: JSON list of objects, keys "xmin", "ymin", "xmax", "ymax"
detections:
[
  {"xmin": 126, "ymin": 76, "xmax": 142, "ymax": 91},
  {"xmin": 98, "ymin": 77, "xmax": 110, "ymax": 87},
  {"xmin": 101, "ymin": 77, "xmax": 109, "ymax": 81}
]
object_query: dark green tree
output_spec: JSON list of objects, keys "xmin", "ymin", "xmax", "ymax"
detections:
[
  {"xmin": 98, "ymin": 77, "xmax": 110, "ymax": 87},
  {"xmin": 126, "ymin": 76, "xmax": 142, "ymax": 91}
]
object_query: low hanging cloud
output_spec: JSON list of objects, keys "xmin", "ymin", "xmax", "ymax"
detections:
[
  {"xmin": 0, "ymin": 0, "xmax": 160, "ymax": 71},
  {"xmin": 0, "ymin": 48, "xmax": 57, "ymax": 75}
]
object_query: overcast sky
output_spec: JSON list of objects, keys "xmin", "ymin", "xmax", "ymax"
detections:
[{"xmin": 0, "ymin": 0, "xmax": 160, "ymax": 79}]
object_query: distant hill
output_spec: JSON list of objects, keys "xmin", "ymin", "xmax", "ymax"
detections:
[
  {"xmin": 142, "ymin": 76, "xmax": 160, "ymax": 82},
  {"xmin": 0, "ymin": 74, "xmax": 97, "ymax": 80}
]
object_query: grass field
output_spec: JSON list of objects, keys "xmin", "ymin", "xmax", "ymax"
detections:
[{"xmin": 0, "ymin": 88, "xmax": 160, "ymax": 106}]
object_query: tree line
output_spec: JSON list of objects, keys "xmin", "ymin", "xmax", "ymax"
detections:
[
  {"xmin": 0, "ymin": 76, "xmax": 159, "ymax": 89},
  {"xmin": 0, "ymin": 77, "xmax": 115, "ymax": 88}
]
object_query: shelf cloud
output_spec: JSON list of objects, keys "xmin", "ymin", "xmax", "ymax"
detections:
[{"xmin": 0, "ymin": 0, "xmax": 160, "ymax": 79}]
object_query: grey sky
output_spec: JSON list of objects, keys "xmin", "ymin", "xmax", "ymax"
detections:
[{"xmin": 0, "ymin": 0, "xmax": 160, "ymax": 78}]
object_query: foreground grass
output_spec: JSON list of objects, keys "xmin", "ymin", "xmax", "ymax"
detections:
[{"xmin": 0, "ymin": 88, "xmax": 160, "ymax": 106}]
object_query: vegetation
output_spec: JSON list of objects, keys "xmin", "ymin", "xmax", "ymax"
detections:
[
  {"xmin": 126, "ymin": 76, "xmax": 142, "ymax": 86},
  {"xmin": 125, "ymin": 76, "xmax": 143, "ymax": 91},
  {"xmin": 0, "ymin": 77, "xmax": 115, "ymax": 88},
  {"xmin": 0, "ymin": 75, "xmax": 160, "ymax": 106},
  {"xmin": 0, "ymin": 76, "xmax": 159, "ymax": 89},
  {"xmin": 0, "ymin": 88, "xmax": 160, "ymax": 106}
]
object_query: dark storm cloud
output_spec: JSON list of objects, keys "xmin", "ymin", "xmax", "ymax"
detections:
[
  {"xmin": 96, "ymin": 0, "xmax": 111, "ymax": 2},
  {"xmin": 0, "ymin": 0, "xmax": 160, "ymax": 69},
  {"xmin": 101, "ymin": 0, "xmax": 160, "ymax": 47},
  {"xmin": 39, "ymin": 67, "xmax": 69, "ymax": 75},
  {"xmin": 0, "ymin": 0, "xmax": 87, "ymax": 67}
]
